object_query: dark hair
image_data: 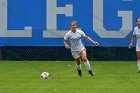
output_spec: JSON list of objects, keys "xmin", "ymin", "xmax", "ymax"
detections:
[
  {"xmin": 70, "ymin": 20, "xmax": 77, "ymax": 25},
  {"xmin": 136, "ymin": 17, "xmax": 140, "ymax": 22}
]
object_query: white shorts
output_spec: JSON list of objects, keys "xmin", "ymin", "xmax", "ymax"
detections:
[
  {"xmin": 136, "ymin": 47, "xmax": 140, "ymax": 51},
  {"xmin": 71, "ymin": 48, "xmax": 85, "ymax": 59}
]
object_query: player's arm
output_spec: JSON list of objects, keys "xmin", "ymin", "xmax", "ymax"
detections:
[
  {"xmin": 64, "ymin": 40, "xmax": 70, "ymax": 49},
  {"xmin": 129, "ymin": 29, "xmax": 136, "ymax": 49},
  {"xmin": 84, "ymin": 36, "xmax": 99, "ymax": 45},
  {"xmin": 129, "ymin": 35, "xmax": 136, "ymax": 49},
  {"xmin": 64, "ymin": 33, "xmax": 70, "ymax": 49}
]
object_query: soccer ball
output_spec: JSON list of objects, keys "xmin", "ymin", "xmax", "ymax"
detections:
[{"xmin": 40, "ymin": 72, "xmax": 49, "ymax": 79}]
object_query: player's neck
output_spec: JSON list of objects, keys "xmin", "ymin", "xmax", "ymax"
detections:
[
  {"xmin": 138, "ymin": 26, "xmax": 140, "ymax": 29},
  {"xmin": 71, "ymin": 29, "xmax": 76, "ymax": 33}
]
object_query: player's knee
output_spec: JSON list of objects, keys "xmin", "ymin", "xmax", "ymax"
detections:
[
  {"xmin": 75, "ymin": 58, "xmax": 81, "ymax": 64},
  {"xmin": 76, "ymin": 60, "xmax": 81, "ymax": 65},
  {"xmin": 82, "ymin": 57, "xmax": 87, "ymax": 62},
  {"xmin": 137, "ymin": 57, "xmax": 140, "ymax": 60}
]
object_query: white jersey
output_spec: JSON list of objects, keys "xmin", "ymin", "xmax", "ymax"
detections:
[
  {"xmin": 133, "ymin": 26, "xmax": 140, "ymax": 47},
  {"xmin": 64, "ymin": 29, "xmax": 86, "ymax": 51}
]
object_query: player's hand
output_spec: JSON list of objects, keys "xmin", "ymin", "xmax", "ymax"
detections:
[
  {"xmin": 93, "ymin": 41, "xmax": 99, "ymax": 46},
  {"xmin": 65, "ymin": 45, "xmax": 70, "ymax": 49},
  {"xmin": 128, "ymin": 43, "xmax": 132, "ymax": 49}
]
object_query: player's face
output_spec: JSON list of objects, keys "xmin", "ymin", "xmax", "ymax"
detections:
[
  {"xmin": 137, "ymin": 19, "xmax": 140, "ymax": 27},
  {"xmin": 70, "ymin": 22, "xmax": 77, "ymax": 31}
]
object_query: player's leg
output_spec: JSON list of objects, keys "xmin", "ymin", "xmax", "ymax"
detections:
[
  {"xmin": 80, "ymin": 49, "xmax": 95, "ymax": 76},
  {"xmin": 136, "ymin": 51, "xmax": 140, "ymax": 73},
  {"xmin": 71, "ymin": 51, "xmax": 82, "ymax": 77},
  {"xmin": 75, "ymin": 58, "xmax": 82, "ymax": 77}
]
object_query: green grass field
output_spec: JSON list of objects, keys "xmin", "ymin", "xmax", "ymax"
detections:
[{"xmin": 0, "ymin": 61, "xmax": 140, "ymax": 93}]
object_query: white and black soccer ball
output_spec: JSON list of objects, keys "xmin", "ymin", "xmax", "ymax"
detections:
[{"xmin": 40, "ymin": 72, "xmax": 49, "ymax": 79}]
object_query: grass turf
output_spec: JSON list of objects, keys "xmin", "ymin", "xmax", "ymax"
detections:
[{"xmin": 0, "ymin": 61, "xmax": 140, "ymax": 93}]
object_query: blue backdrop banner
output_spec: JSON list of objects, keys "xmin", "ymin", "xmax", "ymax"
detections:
[{"xmin": 0, "ymin": 0, "xmax": 139, "ymax": 46}]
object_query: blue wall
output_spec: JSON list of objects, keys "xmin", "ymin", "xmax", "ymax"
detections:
[{"xmin": 0, "ymin": 0, "xmax": 139, "ymax": 46}]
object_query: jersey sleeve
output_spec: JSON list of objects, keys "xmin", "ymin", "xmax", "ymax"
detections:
[
  {"xmin": 64, "ymin": 32, "xmax": 70, "ymax": 40},
  {"xmin": 79, "ymin": 30, "xmax": 86, "ymax": 37},
  {"xmin": 133, "ymin": 28, "xmax": 136, "ymax": 35}
]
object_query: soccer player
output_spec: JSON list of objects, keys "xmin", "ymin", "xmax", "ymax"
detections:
[
  {"xmin": 129, "ymin": 17, "xmax": 140, "ymax": 73},
  {"xmin": 64, "ymin": 20, "xmax": 99, "ymax": 77}
]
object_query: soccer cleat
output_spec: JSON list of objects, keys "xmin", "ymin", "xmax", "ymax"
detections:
[
  {"xmin": 138, "ymin": 71, "xmax": 140, "ymax": 73},
  {"xmin": 88, "ymin": 70, "xmax": 95, "ymax": 76},
  {"xmin": 77, "ymin": 70, "xmax": 82, "ymax": 77}
]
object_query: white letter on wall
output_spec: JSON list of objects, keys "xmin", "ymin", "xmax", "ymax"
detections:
[
  {"xmin": 93, "ymin": 0, "xmax": 133, "ymax": 38},
  {"xmin": 43, "ymin": 0, "xmax": 73, "ymax": 38},
  {"xmin": 0, "ymin": 0, "xmax": 32, "ymax": 37}
]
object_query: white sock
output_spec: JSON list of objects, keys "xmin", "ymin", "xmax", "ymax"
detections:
[
  {"xmin": 84, "ymin": 60, "xmax": 91, "ymax": 71},
  {"xmin": 75, "ymin": 63, "xmax": 81, "ymax": 70},
  {"xmin": 137, "ymin": 60, "xmax": 140, "ymax": 71}
]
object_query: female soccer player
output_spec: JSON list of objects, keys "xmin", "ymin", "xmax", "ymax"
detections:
[
  {"xmin": 64, "ymin": 20, "xmax": 99, "ymax": 77},
  {"xmin": 129, "ymin": 17, "xmax": 140, "ymax": 73}
]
